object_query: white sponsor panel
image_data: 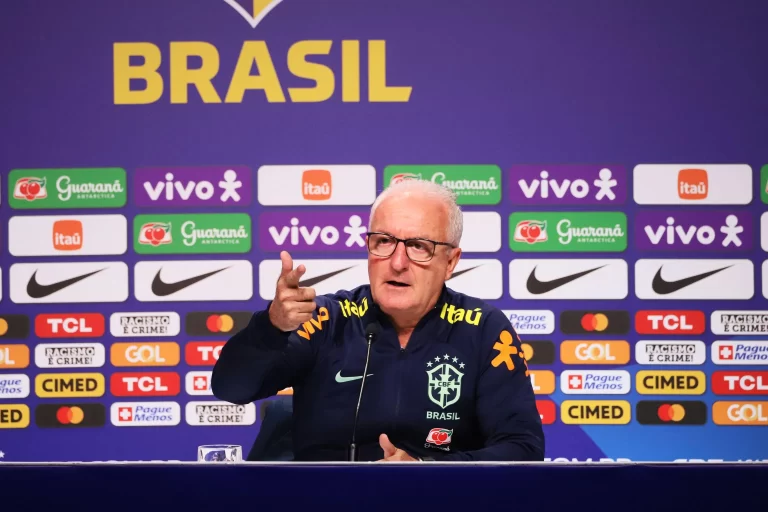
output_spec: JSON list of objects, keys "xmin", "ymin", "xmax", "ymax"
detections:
[
  {"xmin": 257, "ymin": 165, "xmax": 376, "ymax": 205},
  {"xmin": 712, "ymin": 341, "xmax": 768, "ymax": 365},
  {"xmin": 111, "ymin": 402, "xmax": 181, "ymax": 426},
  {"xmin": 0, "ymin": 374, "xmax": 30, "ymax": 399},
  {"xmin": 134, "ymin": 260, "xmax": 253, "ymax": 302},
  {"xmin": 710, "ymin": 311, "xmax": 768, "ymax": 336},
  {"xmin": 460, "ymin": 212, "xmax": 502, "ymax": 252},
  {"xmin": 8, "ymin": 215, "xmax": 127, "ymax": 256},
  {"xmin": 185, "ymin": 401, "xmax": 256, "ymax": 426},
  {"xmin": 10, "ymin": 262, "xmax": 129, "ymax": 304},
  {"xmin": 508, "ymin": 259, "xmax": 628, "ymax": 300},
  {"xmin": 502, "ymin": 310, "xmax": 555, "ymax": 334},
  {"xmin": 259, "ymin": 259, "xmax": 367, "ymax": 299},
  {"xmin": 560, "ymin": 370, "xmax": 630, "ymax": 394},
  {"xmin": 761, "ymin": 213, "xmax": 768, "ymax": 252},
  {"xmin": 110, "ymin": 312, "xmax": 181, "ymax": 337},
  {"xmin": 635, "ymin": 341, "xmax": 706, "ymax": 365},
  {"xmin": 259, "ymin": 258, "xmax": 501, "ymax": 300},
  {"xmin": 186, "ymin": 371, "xmax": 213, "ymax": 396},
  {"xmin": 764, "ymin": 260, "xmax": 768, "ymax": 300},
  {"xmin": 635, "ymin": 259, "xmax": 754, "ymax": 300},
  {"xmin": 35, "ymin": 343, "xmax": 106, "ymax": 368},
  {"xmin": 633, "ymin": 164, "xmax": 752, "ymax": 205}
]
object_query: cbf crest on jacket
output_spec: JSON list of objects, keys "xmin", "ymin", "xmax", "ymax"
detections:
[{"xmin": 212, "ymin": 284, "xmax": 544, "ymax": 461}]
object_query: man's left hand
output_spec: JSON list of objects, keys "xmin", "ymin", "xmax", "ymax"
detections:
[{"xmin": 378, "ymin": 434, "xmax": 417, "ymax": 462}]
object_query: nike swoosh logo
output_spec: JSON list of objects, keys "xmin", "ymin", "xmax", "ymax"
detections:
[
  {"xmin": 299, "ymin": 267, "xmax": 355, "ymax": 288},
  {"xmin": 651, "ymin": 265, "xmax": 732, "ymax": 295},
  {"xmin": 335, "ymin": 370, "xmax": 373, "ymax": 383},
  {"xmin": 26, "ymin": 268, "xmax": 106, "ymax": 299},
  {"xmin": 526, "ymin": 265, "xmax": 606, "ymax": 295},
  {"xmin": 151, "ymin": 267, "xmax": 230, "ymax": 297},
  {"xmin": 448, "ymin": 266, "xmax": 480, "ymax": 281}
]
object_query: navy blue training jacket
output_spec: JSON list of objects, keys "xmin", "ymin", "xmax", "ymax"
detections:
[{"xmin": 211, "ymin": 284, "xmax": 544, "ymax": 461}]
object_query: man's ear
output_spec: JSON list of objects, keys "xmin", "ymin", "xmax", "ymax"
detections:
[{"xmin": 444, "ymin": 247, "xmax": 462, "ymax": 280}]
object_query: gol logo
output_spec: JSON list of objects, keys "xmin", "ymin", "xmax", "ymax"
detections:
[
  {"xmin": 110, "ymin": 343, "xmax": 180, "ymax": 367},
  {"xmin": 110, "ymin": 372, "xmax": 181, "ymax": 397},
  {"xmin": 302, "ymin": 170, "xmax": 332, "ymax": 200},
  {"xmin": 536, "ymin": 400, "xmax": 556, "ymax": 425},
  {"xmin": 34, "ymin": 373, "xmax": 105, "ymax": 398},
  {"xmin": 678, "ymin": 169, "xmax": 708, "ymax": 200},
  {"xmin": 636, "ymin": 371, "xmax": 706, "ymax": 395},
  {"xmin": 185, "ymin": 341, "xmax": 226, "ymax": 366},
  {"xmin": 561, "ymin": 400, "xmax": 631, "ymax": 425},
  {"xmin": 529, "ymin": 370, "xmax": 555, "ymax": 395},
  {"xmin": 0, "ymin": 404, "xmax": 30, "ymax": 429},
  {"xmin": 560, "ymin": 341, "xmax": 630, "ymax": 364},
  {"xmin": 713, "ymin": 401, "xmax": 768, "ymax": 425},
  {"xmin": 52, "ymin": 220, "xmax": 83, "ymax": 250},
  {"xmin": 0, "ymin": 345, "xmax": 30, "ymax": 368}
]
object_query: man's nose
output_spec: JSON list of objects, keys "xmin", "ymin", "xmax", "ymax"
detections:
[{"xmin": 389, "ymin": 241, "xmax": 410, "ymax": 271}]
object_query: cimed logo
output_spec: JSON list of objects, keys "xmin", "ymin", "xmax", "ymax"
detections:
[{"xmin": 426, "ymin": 355, "xmax": 464, "ymax": 409}]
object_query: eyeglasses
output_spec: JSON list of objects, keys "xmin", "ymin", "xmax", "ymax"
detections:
[{"xmin": 366, "ymin": 232, "xmax": 455, "ymax": 262}]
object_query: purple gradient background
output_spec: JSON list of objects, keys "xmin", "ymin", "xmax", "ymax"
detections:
[{"xmin": 1, "ymin": 0, "xmax": 767, "ymax": 463}]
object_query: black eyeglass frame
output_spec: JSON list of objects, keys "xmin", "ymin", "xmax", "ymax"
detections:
[{"xmin": 365, "ymin": 231, "xmax": 456, "ymax": 262}]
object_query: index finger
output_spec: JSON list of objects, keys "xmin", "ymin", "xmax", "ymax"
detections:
[{"xmin": 279, "ymin": 251, "xmax": 294, "ymax": 278}]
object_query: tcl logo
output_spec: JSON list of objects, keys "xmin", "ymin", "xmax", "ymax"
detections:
[
  {"xmin": 560, "ymin": 341, "xmax": 630, "ymax": 365},
  {"xmin": 536, "ymin": 400, "xmax": 556, "ymax": 425},
  {"xmin": 35, "ymin": 313, "xmax": 105, "ymax": 338},
  {"xmin": 635, "ymin": 310, "xmax": 705, "ymax": 335},
  {"xmin": 713, "ymin": 402, "xmax": 768, "ymax": 425},
  {"xmin": 110, "ymin": 343, "xmax": 180, "ymax": 367},
  {"xmin": 185, "ymin": 341, "xmax": 226, "ymax": 366},
  {"xmin": 712, "ymin": 371, "xmax": 768, "ymax": 395},
  {"xmin": 110, "ymin": 372, "xmax": 180, "ymax": 397}
]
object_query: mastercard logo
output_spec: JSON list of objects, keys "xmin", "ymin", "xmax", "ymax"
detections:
[
  {"xmin": 35, "ymin": 403, "xmax": 106, "ymax": 428},
  {"xmin": 581, "ymin": 313, "xmax": 609, "ymax": 332},
  {"xmin": 657, "ymin": 403, "xmax": 686, "ymax": 422},
  {"xmin": 0, "ymin": 319, "xmax": 8, "ymax": 336},
  {"xmin": 57, "ymin": 406, "xmax": 86, "ymax": 424},
  {"xmin": 206, "ymin": 314, "xmax": 235, "ymax": 333}
]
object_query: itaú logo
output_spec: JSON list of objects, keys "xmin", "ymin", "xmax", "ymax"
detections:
[{"xmin": 113, "ymin": 2, "xmax": 412, "ymax": 105}]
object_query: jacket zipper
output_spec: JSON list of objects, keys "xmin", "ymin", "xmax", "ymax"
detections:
[{"xmin": 393, "ymin": 347, "xmax": 406, "ymax": 429}]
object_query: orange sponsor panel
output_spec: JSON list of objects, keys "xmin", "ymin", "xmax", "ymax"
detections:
[
  {"xmin": 560, "ymin": 340, "xmax": 630, "ymax": 364},
  {"xmin": 0, "ymin": 344, "xmax": 30, "ymax": 369},
  {"xmin": 110, "ymin": 342, "xmax": 180, "ymax": 367},
  {"xmin": 301, "ymin": 169, "xmax": 332, "ymax": 200},
  {"xmin": 712, "ymin": 401, "xmax": 768, "ymax": 426},
  {"xmin": 529, "ymin": 370, "xmax": 555, "ymax": 395}
]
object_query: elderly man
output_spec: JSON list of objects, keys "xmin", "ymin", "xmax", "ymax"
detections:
[{"xmin": 211, "ymin": 178, "xmax": 544, "ymax": 461}]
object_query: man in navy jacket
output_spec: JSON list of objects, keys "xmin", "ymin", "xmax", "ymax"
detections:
[{"xmin": 212, "ymin": 179, "xmax": 544, "ymax": 462}]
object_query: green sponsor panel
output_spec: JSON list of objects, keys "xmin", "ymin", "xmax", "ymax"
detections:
[
  {"xmin": 8, "ymin": 168, "xmax": 126, "ymax": 209},
  {"xmin": 509, "ymin": 212, "xmax": 627, "ymax": 252},
  {"xmin": 383, "ymin": 165, "xmax": 501, "ymax": 205},
  {"xmin": 761, "ymin": 165, "xmax": 768, "ymax": 204},
  {"xmin": 134, "ymin": 213, "xmax": 252, "ymax": 254}
]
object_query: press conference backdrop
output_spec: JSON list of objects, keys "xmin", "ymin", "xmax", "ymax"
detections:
[{"xmin": 1, "ymin": 0, "xmax": 767, "ymax": 463}]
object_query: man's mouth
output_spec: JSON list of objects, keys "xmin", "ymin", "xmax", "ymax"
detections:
[{"xmin": 386, "ymin": 280, "xmax": 410, "ymax": 288}]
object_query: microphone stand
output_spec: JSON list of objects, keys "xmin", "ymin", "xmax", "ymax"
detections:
[{"xmin": 349, "ymin": 326, "xmax": 377, "ymax": 462}]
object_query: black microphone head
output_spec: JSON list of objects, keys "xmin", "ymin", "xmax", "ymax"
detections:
[{"xmin": 365, "ymin": 322, "xmax": 381, "ymax": 340}]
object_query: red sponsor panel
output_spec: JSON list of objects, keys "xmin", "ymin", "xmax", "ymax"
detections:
[
  {"xmin": 110, "ymin": 372, "xmax": 181, "ymax": 397},
  {"xmin": 185, "ymin": 341, "xmax": 226, "ymax": 366},
  {"xmin": 712, "ymin": 371, "xmax": 768, "ymax": 395},
  {"xmin": 536, "ymin": 400, "xmax": 556, "ymax": 425},
  {"xmin": 35, "ymin": 313, "xmax": 105, "ymax": 338},
  {"xmin": 635, "ymin": 310, "xmax": 705, "ymax": 335}
]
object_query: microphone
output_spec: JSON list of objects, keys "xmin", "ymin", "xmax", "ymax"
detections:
[{"xmin": 348, "ymin": 322, "xmax": 380, "ymax": 462}]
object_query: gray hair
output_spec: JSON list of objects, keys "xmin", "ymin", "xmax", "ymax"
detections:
[{"xmin": 368, "ymin": 178, "xmax": 463, "ymax": 246}]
